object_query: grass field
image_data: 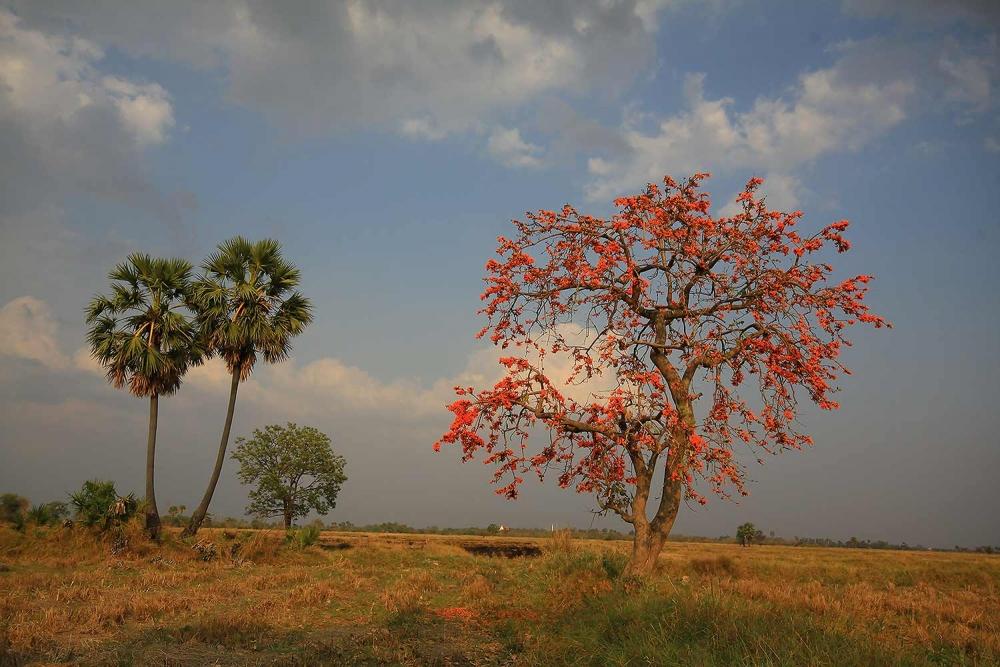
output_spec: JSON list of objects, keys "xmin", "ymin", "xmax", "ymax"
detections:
[{"xmin": 1, "ymin": 524, "xmax": 997, "ymax": 666}]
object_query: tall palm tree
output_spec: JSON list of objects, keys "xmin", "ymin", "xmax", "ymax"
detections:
[
  {"xmin": 86, "ymin": 253, "xmax": 203, "ymax": 540},
  {"xmin": 182, "ymin": 237, "xmax": 312, "ymax": 537}
]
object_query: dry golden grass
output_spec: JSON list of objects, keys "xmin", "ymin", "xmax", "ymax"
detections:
[{"xmin": 0, "ymin": 524, "xmax": 997, "ymax": 665}]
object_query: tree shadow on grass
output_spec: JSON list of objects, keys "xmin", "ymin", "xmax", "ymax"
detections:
[{"xmin": 77, "ymin": 610, "xmax": 512, "ymax": 666}]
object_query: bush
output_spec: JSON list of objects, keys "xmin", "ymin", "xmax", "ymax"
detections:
[
  {"xmin": 602, "ymin": 552, "xmax": 629, "ymax": 581},
  {"xmin": 26, "ymin": 501, "xmax": 69, "ymax": 526},
  {"xmin": 287, "ymin": 524, "xmax": 322, "ymax": 549},
  {"xmin": 70, "ymin": 480, "xmax": 137, "ymax": 531},
  {"xmin": 0, "ymin": 493, "xmax": 28, "ymax": 524}
]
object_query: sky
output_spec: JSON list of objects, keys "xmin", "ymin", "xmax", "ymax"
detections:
[{"xmin": 0, "ymin": 0, "xmax": 998, "ymax": 548}]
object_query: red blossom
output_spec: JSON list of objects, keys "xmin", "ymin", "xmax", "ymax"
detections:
[{"xmin": 435, "ymin": 174, "xmax": 888, "ymax": 531}]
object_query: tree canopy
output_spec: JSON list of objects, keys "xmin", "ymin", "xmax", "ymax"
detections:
[
  {"xmin": 231, "ymin": 423, "xmax": 347, "ymax": 529},
  {"xmin": 436, "ymin": 173, "xmax": 888, "ymax": 573},
  {"xmin": 85, "ymin": 253, "xmax": 203, "ymax": 398}
]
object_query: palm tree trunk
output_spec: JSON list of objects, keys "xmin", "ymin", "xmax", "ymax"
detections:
[
  {"xmin": 183, "ymin": 369, "xmax": 240, "ymax": 537},
  {"xmin": 145, "ymin": 394, "xmax": 161, "ymax": 540}
]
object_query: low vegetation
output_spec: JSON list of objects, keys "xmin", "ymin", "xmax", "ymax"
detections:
[{"xmin": 1, "ymin": 525, "xmax": 996, "ymax": 666}]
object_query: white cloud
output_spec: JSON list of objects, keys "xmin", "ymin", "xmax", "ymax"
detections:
[
  {"xmin": 717, "ymin": 172, "xmax": 802, "ymax": 217},
  {"xmin": 7, "ymin": 1, "xmax": 662, "ymax": 138},
  {"xmin": 0, "ymin": 296, "xmax": 69, "ymax": 369},
  {"xmin": 0, "ymin": 10, "xmax": 173, "ymax": 147},
  {"xmin": 754, "ymin": 172, "xmax": 801, "ymax": 210},
  {"xmin": 0, "ymin": 7, "xmax": 182, "ymax": 229},
  {"xmin": 101, "ymin": 76, "xmax": 174, "ymax": 146},
  {"xmin": 940, "ymin": 56, "xmax": 991, "ymax": 110},
  {"xmin": 32, "ymin": 286, "xmax": 610, "ymax": 421},
  {"xmin": 399, "ymin": 117, "xmax": 448, "ymax": 142},
  {"xmin": 586, "ymin": 59, "xmax": 914, "ymax": 200},
  {"xmin": 581, "ymin": 33, "xmax": 997, "ymax": 202},
  {"xmin": 937, "ymin": 38, "xmax": 997, "ymax": 122},
  {"xmin": 487, "ymin": 126, "xmax": 544, "ymax": 168}
]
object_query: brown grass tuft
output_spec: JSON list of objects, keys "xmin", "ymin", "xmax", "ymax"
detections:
[
  {"xmin": 549, "ymin": 528, "xmax": 575, "ymax": 554},
  {"xmin": 462, "ymin": 573, "xmax": 494, "ymax": 599},
  {"xmin": 690, "ymin": 555, "xmax": 740, "ymax": 577}
]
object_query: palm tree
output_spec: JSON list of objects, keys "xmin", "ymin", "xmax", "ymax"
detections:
[
  {"xmin": 182, "ymin": 237, "xmax": 312, "ymax": 537},
  {"xmin": 86, "ymin": 254, "xmax": 203, "ymax": 539}
]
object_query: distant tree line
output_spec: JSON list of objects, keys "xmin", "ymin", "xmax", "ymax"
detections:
[{"xmin": 4, "ymin": 493, "xmax": 997, "ymax": 555}]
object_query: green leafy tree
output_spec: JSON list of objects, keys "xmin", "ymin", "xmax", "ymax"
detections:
[
  {"xmin": 183, "ymin": 238, "xmax": 312, "ymax": 537},
  {"xmin": 737, "ymin": 522, "xmax": 757, "ymax": 547},
  {"xmin": 86, "ymin": 253, "xmax": 203, "ymax": 539},
  {"xmin": 165, "ymin": 505, "xmax": 188, "ymax": 526},
  {"xmin": 231, "ymin": 423, "xmax": 346, "ymax": 529},
  {"xmin": 0, "ymin": 493, "xmax": 29, "ymax": 524}
]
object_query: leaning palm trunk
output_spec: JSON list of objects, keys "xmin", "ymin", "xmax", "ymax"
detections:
[
  {"xmin": 145, "ymin": 394, "xmax": 161, "ymax": 540},
  {"xmin": 183, "ymin": 370, "xmax": 240, "ymax": 537}
]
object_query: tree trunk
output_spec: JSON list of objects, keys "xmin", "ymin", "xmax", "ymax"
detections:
[
  {"xmin": 628, "ymin": 524, "xmax": 667, "ymax": 576},
  {"xmin": 283, "ymin": 506, "xmax": 293, "ymax": 530},
  {"xmin": 624, "ymin": 478, "xmax": 683, "ymax": 576},
  {"xmin": 183, "ymin": 369, "xmax": 240, "ymax": 537},
  {"xmin": 145, "ymin": 394, "xmax": 161, "ymax": 540}
]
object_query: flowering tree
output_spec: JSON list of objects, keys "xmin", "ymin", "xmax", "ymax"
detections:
[{"xmin": 436, "ymin": 174, "xmax": 888, "ymax": 574}]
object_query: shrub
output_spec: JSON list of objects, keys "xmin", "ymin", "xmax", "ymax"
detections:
[
  {"xmin": 26, "ymin": 501, "xmax": 69, "ymax": 526},
  {"xmin": 287, "ymin": 524, "xmax": 321, "ymax": 549},
  {"xmin": 26, "ymin": 504, "xmax": 51, "ymax": 526},
  {"xmin": 602, "ymin": 551, "xmax": 629, "ymax": 581},
  {"xmin": 47, "ymin": 501, "xmax": 69, "ymax": 523},
  {"xmin": 0, "ymin": 493, "xmax": 28, "ymax": 524},
  {"xmin": 70, "ymin": 480, "xmax": 137, "ymax": 531}
]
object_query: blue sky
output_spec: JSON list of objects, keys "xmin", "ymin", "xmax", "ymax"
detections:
[{"xmin": 1, "ymin": 1, "xmax": 998, "ymax": 547}]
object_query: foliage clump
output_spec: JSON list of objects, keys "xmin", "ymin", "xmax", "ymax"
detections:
[
  {"xmin": 69, "ymin": 480, "xmax": 138, "ymax": 532},
  {"xmin": 0, "ymin": 493, "xmax": 28, "ymax": 521},
  {"xmin": 26, "ymin": 502, "xmax": 68, "ymax": 527},
  {"xmin": 737, "ymin": 522, "xmax": 763, "ymax": 547},
  {"xmin": 287, "ymin": 524, "xmax": 322, "ymax": 549},
  {"xmin": 231, "ymin": 423, "xmax": 347, "ymax": 529}
]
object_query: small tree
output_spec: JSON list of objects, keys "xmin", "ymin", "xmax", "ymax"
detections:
[
  {"xmin": 165, "ymin": 505, "xmax": 187, "ymax": 526},
  {"xmin": 737, "ymin": 522, "xmax": 757, "ymax": 547},
  {"xmin": 0, "ymin": 493, "xmax": 29, "ymax": 524},
  {"xmin": 231, "ymin": 423, "xmax": 347, "ymax": 529},
  {"xmin": 436, "ymin": 174, "xmax": 888, "ymax": 575}
]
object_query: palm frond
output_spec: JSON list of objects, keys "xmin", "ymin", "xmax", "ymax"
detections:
[{"xmin": 86, "ymin": 252, "xmax": 204, "ymax": 398}]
